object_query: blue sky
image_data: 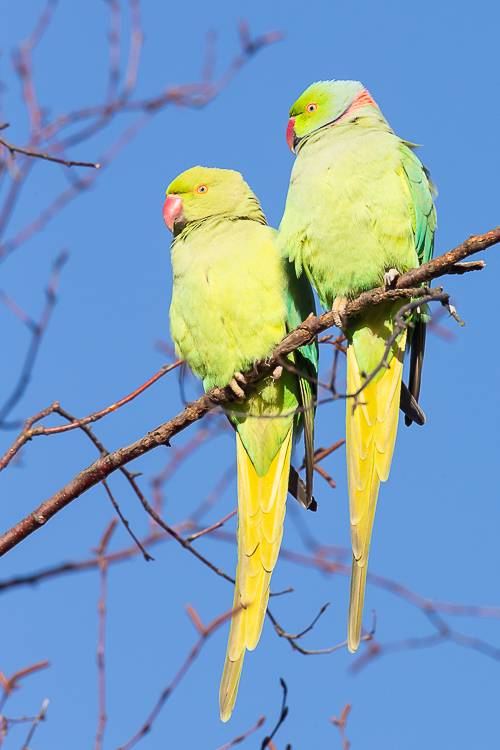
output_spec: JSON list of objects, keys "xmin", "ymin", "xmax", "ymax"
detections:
[{"xmin": 1, "ymin": 1, "xmax": 499, "ymax": 748}]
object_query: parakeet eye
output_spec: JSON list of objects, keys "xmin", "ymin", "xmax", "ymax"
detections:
[
  {"xmin": 306, "ymin": 102, "xmax": 317, "ymax": 113},
  {"xmin": 196, "ymin": 184, "xmax": 208, "ymax": 194}
]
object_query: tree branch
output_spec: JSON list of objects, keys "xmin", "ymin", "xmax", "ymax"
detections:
[
  {"xmin": 0, "ymin": 360, "xmax": 181, "ymax": 472},
  {"xmin": 116, "ymin": 605, "xmax": 234, "ymax": 750},
  {"xmin": 0, "ymin": 125, "xmax": 100, "ymax": 168},
  {"xmin": 0, "ymin": 227, "xmax": 497, "ymax": 558},
  {"xmin": 0, "ymin": 250, "xmax": 68, "ymax": 428}
]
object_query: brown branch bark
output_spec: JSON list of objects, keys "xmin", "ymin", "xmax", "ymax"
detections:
[
  {"xmin": 0, "ymin": 361, "xmax": 181, "ymax": 472},
  {"xmin": 0, "ymin": 21, "xmax": 282, "ymax": 261},
  {"xmin": 116, "ymin": 606, "xmax": 234, "ymax": 750},
  {"xmin": 0, "ymin": 227, "xmax": 497, "ymax": 559},
  {"xmin": 214, "ymin": 716, "xmax": 266, "ymax": 750},
  {"xmin": 331, "ymin": 704, "xmax": 352, "ymax": 750},
  {"xmin": 0, "ymin": 126, "xmax": 100, "ymax": 168},
  {"xmin": 94, "ymin": 521, "xmax": 116, "ymax": 750},
  {"xmin": 0, "ymin": 250, "xmax": 68, "ymax": 428}
]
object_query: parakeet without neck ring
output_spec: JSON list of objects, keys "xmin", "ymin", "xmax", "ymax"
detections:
[{"xmin": 164, "ymin": 166, "xmax": 318, "ymax": 719}]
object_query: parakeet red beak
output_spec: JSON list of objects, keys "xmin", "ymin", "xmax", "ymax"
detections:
[
  {"xmin": 163, "ymin": 194, "xmax": 185, "ymax": 234},
  {"xmin": 286, "ymin": 117, "xmax": 297, "ymax": 154}
]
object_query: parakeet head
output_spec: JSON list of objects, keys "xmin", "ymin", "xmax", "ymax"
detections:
[
  {"xmin": 286, "ymin": 80, "xmax": 378, "ymax": 153},
  {"xmin": 163, "ymin": 166, "xmax": 263, "ymax": 236}
]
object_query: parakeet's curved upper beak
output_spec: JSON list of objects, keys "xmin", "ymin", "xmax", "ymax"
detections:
[
  {"xmin": 163, "ymin": 194, "xmax": 185, "ymax": 234},
  {"xmin": 286, "ymin": 116, "xmax": 298, "ymax": 154}
]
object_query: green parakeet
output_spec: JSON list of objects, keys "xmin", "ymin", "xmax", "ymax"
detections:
[
  {"xmin": 278, "ymin": 80, "xmax": 437, "ymax": 652},
  {"xmin": 163, "ymin": 166, "xmax": 318, "ymax": 720}
]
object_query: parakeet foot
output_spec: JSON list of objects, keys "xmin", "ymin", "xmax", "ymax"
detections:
[
  {"xmin": 383, "ymin": 268, "xmax": 400, "ymax": 287},
  {"xmin": 271, "ymin": 366, "xmax": 283, "ymax": 381},
  {"xmin": 229, "ymin": 373, "xmax": 246, "ymax": 401},
  {"xmin": 234, "ymin": 371, "xmax": 248, "ymax": 386},
  {"xmin": 331, "ymin": 296, "xmax": 348, "ymax": 330}
]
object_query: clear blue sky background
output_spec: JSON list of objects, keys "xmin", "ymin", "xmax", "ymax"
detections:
[{"xmin": 1, "ymin": 1, "xmax": 499, "ymax": 748}]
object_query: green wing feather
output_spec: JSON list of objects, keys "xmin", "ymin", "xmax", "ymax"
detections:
[
  {"xmin": 399, "ymin": 142, "xmax": 438, "ymax": 424},
  {"xmin": 284, "ymin": 261, "xmax": 318, "ymax": 504},
  {"xmin": 400, "ymin": 142, "xmax": 437, "ymax": 265}
]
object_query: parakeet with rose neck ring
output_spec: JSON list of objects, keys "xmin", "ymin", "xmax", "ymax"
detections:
[{"xmin": 278, "ymin": 80, "xmax": 436, "ymax": 652}]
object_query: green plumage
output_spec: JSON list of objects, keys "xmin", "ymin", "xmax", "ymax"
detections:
[
  {"xmin": 166, "ymin": 166, "xmax": 318, "ymax": 718},
  {"xmin": 279, "ymin": 80, "xmax": 437, "ymax": 651},
  {"xmin": 169, "ymin": 168, "xmax": 317, "ymax": 474},
  {"xmin": 279, "ymin": 86, "xmax": 436, "ymax": 304}
]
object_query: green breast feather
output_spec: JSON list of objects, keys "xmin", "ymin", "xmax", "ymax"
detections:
[{"xmin": 170, "ymin": 217, "xmax": 317, "ymax": 477}]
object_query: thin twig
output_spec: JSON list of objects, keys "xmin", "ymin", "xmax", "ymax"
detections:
[
  {"xmin": 117, "ymin": 606, "xmax": 234, "ymax": 750},
  {"xmin": 297, "ymin": 439, "xmax": 345, "ymax": 472},
  {"xmin": 19, "ymin": 698, "xmax": 49, "ymax": 750},
  {"xmin": 0, "ymin": 250, "xmax": 68, "ymax": 428},
  {"xmin": 260, "ymin": 679, "xmax": 289, "ymax": 750},
  {"xmin": 0, "ymin": 129, "xmax": 100, "ymax": 168},
  {"xmin": 0, "ymin": 361, "xmax": 181, "ymax": 472},
  {"xmin": 0, "ymin": 22, "xmax": 282, "ymax": 261},
  {"xmin": 350, "ymin": 607, "xmax": 500, "ymax": 674},
  {"xmin": 94, "ymin": 521, "xmax": 116, "ymax": 750},
  {"xmin": 187, "ymin": 509, "xmax": 237, "ymax": 542},
  {"xmin": 127, "ymin": 478, "xmax": 235, "ymax": 584},
  {"xmin": 214, "ymin": 716, "xmax": 266, "ymax": 750},
  {"xmin": 331, "ymin": 704, "xmax": 352, "ymax": 750},
  {"xmin": 314, "ymin": 464, "xmax": 337, "ymax": 489},
  {"xmin": 102, "ymin": 480, "xmax": 153, "ymax": 561},
  {"xmin": 266, "ymin": 608, "xmax": 375, "ymax": 656}
]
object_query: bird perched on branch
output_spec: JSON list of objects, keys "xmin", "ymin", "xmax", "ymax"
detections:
[
  {"xmin": 163, "ymin": 166, "xmax": 318, "ymax": 720},
  {"xmin": 278, "ymin": 80, "xmax": 437, "ymax": 652}
]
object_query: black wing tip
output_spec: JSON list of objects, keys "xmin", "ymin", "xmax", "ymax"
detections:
[
  {"xmin": 400, "ymin": 381, "xmax": 426, "ymax": 427},
  {"xmin": 288, "ymin": 465, "xmax": 317, "ymax": 511}
]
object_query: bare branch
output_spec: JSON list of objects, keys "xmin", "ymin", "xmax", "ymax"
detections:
[
  {"xmin": 186, "ymin": 509, "xmax": 237, "ymax": 542},
  {"xmin": 297, "ymin": 439, "xmax": 346, "ymax": 471},
  {"xmin": 0, "ymin": 361, "xmax": 181, "ymax": 472},
  {"xmin": 127, "ymin": 477, "xmax": 235, "ymax": 585},
  {"xmin": 102, "ymin": 480, "xmax": 153, "ymax": 561},
  {"xmin": 350, "ymin": 607, "xmax": 500, "ymax": 674},
  {"xmin": 0, "ymin": 660, "xmax": 50, "ymax": 696},
  {"xmin": 0, "ymin": 127, "xmax": 100, "ymax": 168},
  {"xmin": 0, "ymin": 228, "xmax": 497, "ymax": 558},
  {"xmin": 0, "ymin": 250, "xmax": 68, "ymax": 428},
  {"xmin": 214, "ymin": 716, "xmax": 266, "ymax": 750},
  {"xmin": 94, "ymin": 521, "xmax": 115, "ymax": 750},
  {"xmin": 266, "ymin": 608, "xmax": 375, "ymax": 656},
  {"xmin": 20, "ymin": 697, "xmax": 49, "ymax": 750},
  {"xmin": 331, "ymin": 704, "xmax": 352, "ymax": 750},
  {"xmin": 116, "ymin": 606, "xmax": 234, "ymax": 750},
  {"xmin": 313, "ymin": 464, "xmax": 337, "ymax": 490},
  {"xmin": 0, "ymin": 22, "xmax": 282, "ymax": 261},
  {"xmin": 260, "ymin": 679, "xmax": 289, "ymax": 750}
]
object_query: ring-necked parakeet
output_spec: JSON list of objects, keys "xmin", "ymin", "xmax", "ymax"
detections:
[
  {"xmin": 278, "ymin": 80, "xmax": 437, "ymax": 652},
  {"xmin": 163, "ymin": 166, "xmax": 318, "ymax": 719}
]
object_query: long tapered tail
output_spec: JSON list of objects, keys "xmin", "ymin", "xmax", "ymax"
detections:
[
  {"xmin": 346, "ymin": 331, "xmax": 407, "ymax": 652},
  {"xmin": 219, "ymin": 428, "xmax": 293, "ymax": 722}
]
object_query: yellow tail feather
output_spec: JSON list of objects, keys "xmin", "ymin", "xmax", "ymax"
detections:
[
  {"xmin": 346, "ymin": 331, "xmax": 407, "ymax": 652},
  {"xmin": 219, "ymin": 428, "xmax": 292, "ymax": 722},
  {"xmin": 348, "ymin": 556, "xmax": 368, "ymax": 652}
]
